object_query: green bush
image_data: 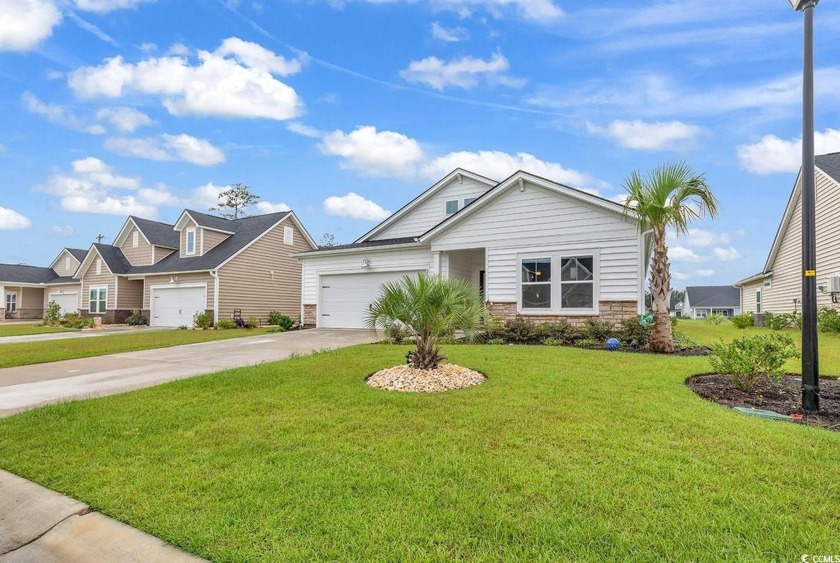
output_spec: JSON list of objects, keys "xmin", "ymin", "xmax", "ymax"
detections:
[
  {"xmin": 729, "ymin": 313, "xmax": 754, "ymax": 330},
  {"xmin": 244, "ymin": 316, "xmax": 260, "ymax": 329},
  {"xmin": 384, "ymin": 323, "xmax": 409, "ymax": 344},
  {"xmin": 43, "ymin": 301, "xmax": 62, "ymax": 327},
  {"xmin": 126, "ymin": 308, "xmax": 147, "ymax": 326},
  {"xmin": 620, "ymin": 315, "xmax": 652, "ymax": 347},
  {"xmin": 267, "ymin": 311, "xmax": 294, "ymax": 330},
  {"xmin": 709, "ymin": 333, "xmax": 798, "ymax": 391},
  {"xmin": 579, "ymin": 318, "xmax": 615, "ymax": 343},
  {"xmin": 193, "ymin": 311, "xmax": 213, "ymax": 329},
  {"xmin": 536, "ymin": 319, "xmax": 575, "ymax": 343},
  {"xmin": 705, "ymin": 313, "xmax": 725, "ymax": 325},
  {"xmin": 215, "ymin": 319, "xmax": 236, "ymax": 330},
  {"xmin": 764, "ymin": 311, "xmax": 802, "ymax": 331},
  {"xmin": 484, "ymin": 337, "xmax": 506, "ymax": 345},
  {"xmin": 499, "ymin": 318, "xmax": 542, "ymax": 344},
  {"xmin": 670, "ymin": 315, "xmax": 679, "ymax": 328},
  {"xmin": 60, "ymin": 313, "xmax": 94, "ymax": 329},
  {"xmin": 541, "ymin": 337, "xmax": 562, "ymax": 346},
  {"xmin": 575, "ymin": 338, "xmax": 598, "ymax": 348},
  {"xmin": 818, "ymin": 307, "xmax": 840, "ymax": 333}
]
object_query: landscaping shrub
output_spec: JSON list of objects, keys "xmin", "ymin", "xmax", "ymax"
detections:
[
  {"xmin": 670, "ymin": 315, "xmax": 678, "ymax": 328},
  {"xmin": 620, "ymin": 315, "xmax": 652, "ymax": 347},
  {"xmin": 484, "ymin": 337, "xmax": 506, "ymax": 345},
  {"xmin": 579, "ymin": 318, "xmax": 615, "ymax": 343},
  {"xmin": 267, "ymin": 311, "xmax": 294, "ymax": 330},
  {"xmin": 499, "ymin": 317, "xmax": 542, "ymax": 344},
  {"xmin": 215, "ymin": 319, "xmax": 236, "ymax": 330},
  {"xmin": 729, "ymin": 312, "xmax": 754, "ymax": 330},
  {"xmin": 708, "ymin": 333, "xmax": 798, "ymax": 391},
  {"xmin": 43, "ymin": 301, "xmax": 61, "ymax": 327},
  {"xmin": 384, "ymin": 323, "xmax": 408, "ymax": 344},
  {"xmin": 575, "ymin": 338, "xmax": 598, "ymax": 348},
  {"xmin": 244, "ymin": 316, "xmax": 260, "ymax": 329},
  {"xmin": 126, "ymin": 308, "xmax": 147, "ymax": 326},
  {"xmin": 193, "ymin": 311, "xmax": 213, "ymax": 329},
  {"xmin": 764, "ymin": 311, "xmax": 802, "ymax": 331},
  {"xmin": 60, "ymin": 313, "xmax": 94, "ymax": 329},
  {"xmin": 536, "ymin": 319, "xmax": 575, "ymax": 343},
  {"xmin": 541, "ymin": 337, "xmax": 562, "ymax": 346},
  {"xmin": 818, "ymin": 307, "xmax": 840, "ymax": 333},
  {"xmin": 705, "ymin": 313, "xmax": 725, "ymax": 325}
]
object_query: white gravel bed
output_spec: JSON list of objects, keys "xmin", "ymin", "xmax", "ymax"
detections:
[{"xmin": 366, "ymin": 363, "xmax": 486, "ymax": 392}]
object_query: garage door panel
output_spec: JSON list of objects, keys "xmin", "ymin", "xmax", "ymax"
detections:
[
  {"xmin": 151, "ymin": 286, "xmax": 207, "ymax": 327},
  {"xmin": 319, "ymin": 271, "xmax": 421, "ymax": 329},
  {"xmin": 48, "ymin": 293, "xmax": 78, "ymax": 315}
]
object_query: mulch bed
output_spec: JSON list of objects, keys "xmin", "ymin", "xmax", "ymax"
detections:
[{"xmin": 687, "ymin": 374, "xmax": 840, "ymax": 431}]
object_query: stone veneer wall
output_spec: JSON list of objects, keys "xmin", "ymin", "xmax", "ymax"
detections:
[
  {"xmin": 303, "ymin": 304, "xmax": 317, "ymax": 327},
  {"xmin": 486, "ymin": 301, "xmax": 638, "ymax": 325}
]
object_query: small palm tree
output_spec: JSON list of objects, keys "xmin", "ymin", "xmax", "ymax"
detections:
[
  {"xmin": 623, "ymin": 161, "xmax": 719, "ymax": 353},
  {"xmin": 366, "ymin": 273, "xmax": 485, "ymax": 370}
]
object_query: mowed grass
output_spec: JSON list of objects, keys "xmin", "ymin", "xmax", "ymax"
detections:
[
  {"xmin": 678, "ymin": 318, "xmax": 840, "ymax": 375},
  {"xmin": 0, "ymin": 323, "xmax": 76, "ymax": 337},
  {"xmin": 0, "ymin": 327, "xmax": 276, "ymax": 368},
  {"xmin": 0, "ymin": 344, "xmax": 837, "ymax": 561}
]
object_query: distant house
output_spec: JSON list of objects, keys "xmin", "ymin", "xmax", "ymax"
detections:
[
  {"xmin": 1, "ymin": 248, "xmax": 87, "ymax": 320},
  {"xmin": 736, "ymin": 152, "xmax": 840, "ymax": 315},
  {"xmin": 682, "ymin": 286, "xmax": 741, "ymax": 319},
  {"xmin": 670, "ymin": 294, "xmax": 684, "ymax": 317}
]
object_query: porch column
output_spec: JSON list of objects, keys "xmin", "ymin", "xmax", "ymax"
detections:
[
  {"xmin": 430, "ymin": 251, "xmax": 441, "ymax": 276},
  {"xmin": 0, "ymin": 284, "xmax": 4, "ymax": 320}
]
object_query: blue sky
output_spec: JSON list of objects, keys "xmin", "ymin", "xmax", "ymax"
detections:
[{"xmin": 1, "ymin": 0, "xmax": 839, "ymax": 288}]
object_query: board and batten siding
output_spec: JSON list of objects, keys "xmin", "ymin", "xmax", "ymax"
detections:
[
  {"xmin": 757, "ymin": 169, "xmax": 840, "ymax": 313},
  {"xmin": 430, "ymin": 183, "xmax": 642, "ymax": 304},
  {"xmin": 117, "ymin": 277, "xmax": 144, "ymax": 309},
  {"xmin": 218, "ymin": 219, "xmax": 313, "ymax": 322},
  {"xmin": 301, "ymin": 247, "xmax": 433, "ymax": 305},
  {"xmin": 51, "ymin": 251, "xmax": 81, "ymax": 277},
  {"xmin": 372, "ymin": 177, "xmax": 493, "ymax": 240},
  {"xmin": 201, "ymin": 229, "xmax": 229, "ymax": 255},
  {"xmin": 143, "ymin": 272, "xmax": 214, "ymax": 311},
  {"xmin": 120, "ymin": 226, "xmax": 153, "ymax": 265},
  {"xmin": 80, "ymin": 260, "xmax": 116, "ymax": 310}
]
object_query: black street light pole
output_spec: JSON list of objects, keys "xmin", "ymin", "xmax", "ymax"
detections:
[{"xmin": 791, "ymin": 0, "xmax": 820, "ymax": 412}]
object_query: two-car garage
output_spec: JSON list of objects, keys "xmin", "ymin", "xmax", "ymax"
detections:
[{"xmin": 318, "ymin": 271, "xmax": 421, "ymax": 329}]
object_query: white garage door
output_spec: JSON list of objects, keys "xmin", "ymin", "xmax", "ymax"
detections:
[
  {"xmin": 151, "ymin": 286, "xmax": 207, "ymax": 327},
  {"xmin": 48, "ymin": 293, "xmax": 78, "ymax": 315},
  {"xmin": 319, "ymin": 271, "xmax": 422, "ymax": 329}
]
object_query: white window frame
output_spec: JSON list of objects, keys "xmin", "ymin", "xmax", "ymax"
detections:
[
  {"xmin": 186, "ymin": 228, "xmax": 196, "ymax": 255},
  {"xmin": 132, "ymin": 231, "xmax": 139, "ymax": 248},
  {"xmin": 516, "ymin": 249, "xmax": 599, "ymax": 315},
  {"xmin": 445, "ymin": 200, "xmax": 459, "ymax": 215},
  {"xmin": 5, "ymin": 292, "xmax": 17, "ymax": 313},
  {"xmin": 763, "ymin": 279, "xmax": 772, "ymax": 289},
  {"xmin": 755, "ymin": 290, "xmax": 762, "ymax": 314},
  {"xmin": 464, "ymin": 197, "xmax": 477, "ymax": 206},
  {"xmin": 89, "ymin": 286, "xmax": 107, "ymax": 314},
  {"xmin": 95, "ymin": 258, "xmax": 102, "ymax": 276},
  {"xmin": 283, "ymin": 226, "xmax": 294, "ymax": 246}
]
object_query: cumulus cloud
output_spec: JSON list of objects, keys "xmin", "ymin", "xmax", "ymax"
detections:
[
  {"xmin": 0, "ymin": 206, "xmax": 32, "ymax": 230},
  {"xmin": 737, "ymin": 128, "xmax": 840, "ymax": 175},
  {"xmin": 358, "ymin": 0, "xmax": 562, "ymax": 21},
  {"xmin": 669, "ymin": 246, "xmax": 707, "ymax": 263},
  {"xmin": 587, "ymin": 119, "xmax": 702, "ymax": 151},
  {"xmin": 95, "ymin": 106, "xmax": 154, "ymax": 132},
  {"xmin": 319, "ymin": 126, "xmax": 424, "ymax": 178},
  {"xmin": 400, "ymin": 52, "xmax": 524, "ymax": 90},
  {"xmin": 286, "ymin": 122, "xmax": 322, "ymax": 138},
  {"xmin": 668, "ymin": 228, "xmax": 731, "ymax": 248},
  {"xmin": 68, "ymin": 37, "xmax": 304, "ymax": 121},
  {"xmin": 22, "ymin": 92, "xmax": 105, "ymax": 134},
  {"xmin": 712, "ymin": 246, "xmax": 742, "ymax": 262},
  {"xmin": 0, "ymin": 0, "xmax": 62, "ymax": 52},
  {"xmin": 50, "ymin": 225, "xmax": 75, "ymax": 236},
  {"xmin": 323, "ymin": 193, "xmax": 390, "ymax": 221},
  {"xmin": 255, "ymin": 201, "xmax": 291, "ymax": 213},
  {"xmin": 695, "ymin": 269, "xmax": 715, "ymax": 277},
  {"xmin": 431, "ymin": 22, "xmax": 469, "ymax": 42},
  {"xmin": 105, "ymin": 133, "xmax": 226, "ymax": 166}
]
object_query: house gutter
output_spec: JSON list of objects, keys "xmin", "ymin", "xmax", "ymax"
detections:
[{"xmin": 209, "ymin": 269, "xmax": 219, "ymax": 324}]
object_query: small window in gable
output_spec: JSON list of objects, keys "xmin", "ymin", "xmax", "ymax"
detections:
[
  {"xmin": 132, "ymin": 231, "xmax": 139, "ymax": 248},
  {"xmin": 445, "ymin": 200, "xmax": 459, "ymax": 215},
  {"xmin": 763, "ymin": 279, "xmax": 772, "ymax": 289},
  {"xmin": 284, "ymin": 226, "xmax": 294, "ymax": 246},
  {"xmin": 186, "ymin": 228, "xmax": 196, "ymax": 255},
  {"xmin": 96, "ymin": 258, "xmax": 102, "ymax": 276},
  {"xmin": 464, "ymin": 197, "xmax": 477, "ymax": 206}
]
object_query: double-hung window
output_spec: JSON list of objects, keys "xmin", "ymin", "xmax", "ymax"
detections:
[
  {"xmin": 445, "ymin": 200, "xmax": 459, "ymax": 215},
  {"xmin": 186, "ymin": 228, "xmax": 196, "ymax": 255},
  {"xmin": 5, "ymin": 293, "xmax": 16, "ymax": 313},
  {"xmin": 755, "ymin": 290, "xmax": 761, "ymax": 314},
  {"xmin": 519, "ymin": 252, "xmax": 597, "ymax": 313},
  {"xmin": 560, "ymin": 256, "xmax": 594, "ymax": 309},
  {"xmin": 89, "ymin": 287, "xmax": 107, "ymax": 314},
  {"xmin": 521, "ymin": 258, "xmax": 552, "ymax": 309}
]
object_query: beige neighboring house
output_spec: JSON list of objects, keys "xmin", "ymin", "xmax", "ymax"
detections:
[
  {"xmin": 72, "ymin": 210, "xmax": 317, "ymax": 326},
  {"xmin": 736, "ymin": 152, "xmax": 840, "ymax": 315},
  {"xmin": 1, "ymin": 248, "xmax": 86, "ymax": 320}
]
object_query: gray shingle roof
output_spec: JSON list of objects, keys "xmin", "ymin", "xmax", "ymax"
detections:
[
  {"xmin": 184, "ymin": 209, "xmax": 238, "ymax": 232},
  {"xmin": 816, "ymin": 152, "xmax": 840, "ymax": 184},
  {"xmin": 686, "ymin": 285, "xmax": 741, "ymax": 308},
  {"xmin": 130, "ymin": 216, "xmax": 179, "ymax": 249},
  {"xmin": 0, "ymin": 263, "xmax": 62, "ymax": 284},
  {"xmin": 67, "ymin": 248, "xmax": 88, "ymax": 262},
  {"xmin": 313, "ymin": 237, "xmax": 419, "ymax": 252},
  {"xmin": 93, "ymin": 244, "xmax": 133, "ymax": 274}
]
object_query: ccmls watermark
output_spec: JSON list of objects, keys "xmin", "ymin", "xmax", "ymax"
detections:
[{"xmin": 801, "ymin": 555, "xmax": 840, "ymax": 563}]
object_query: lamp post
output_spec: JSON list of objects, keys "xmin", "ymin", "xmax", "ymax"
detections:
[{"xmin": 790, "ymin": 0, "xmax": 820, "ymax": 412}]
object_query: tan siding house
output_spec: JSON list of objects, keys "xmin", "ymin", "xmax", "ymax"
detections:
[{"xmin": 2, "ymin": 248, "xmax": 87, "ymax": 320}]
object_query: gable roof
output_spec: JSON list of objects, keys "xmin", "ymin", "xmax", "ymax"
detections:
[
  {"xmin": 131, "ymin": 216, "xmax": 180, "ymax": 249},
  {"xmin": 174, "ymin": 209, "xmax": 237, "ymax": 234},
  {"xmin": 686, "ymin": 285, "xmax": 741, "ymax": 308},
  {"xmin": 48, "ymin": 247, "xmax": 87, "ymax": 270},
  {"xmin": 355, "ymin": 168, "xmax": 498, "ymax": 243}
]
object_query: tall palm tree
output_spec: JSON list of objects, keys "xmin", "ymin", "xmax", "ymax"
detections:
[
  {"xmin": 623, "ymin": 162, "xmax": 719, "ymax": 353},
  {"xmin": 365, "ymin": 273, "xmax": 485, "ymax": 369}
]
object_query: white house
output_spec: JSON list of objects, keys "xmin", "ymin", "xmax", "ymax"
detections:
[
  {"xmin": 681, "ymin": 286, "xmax": 742, "ymax": 319},
  {"xmin": 296, "ymin": 169, "xmax": 652, "ymax": 329}
]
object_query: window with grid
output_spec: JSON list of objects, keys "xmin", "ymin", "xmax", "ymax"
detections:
[
  {"xmin": 560, "ymin": 256, "xmax": 594, "ymax": 309},
  {"xmin": 521, "ymin": 258, "xmax": 552, "ymax": 309},
  {"xmin": 445, "ymin": 200, "xmax": 459, "ymax": 215},
  {"xmin": 89, "ymin": 287, "xmax": 107, "ymax": 314},
  {"xmin": 5, "ymin": 293, "xmax": 16, "ymax": 312}
]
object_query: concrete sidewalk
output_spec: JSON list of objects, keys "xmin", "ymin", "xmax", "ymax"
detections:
[
  {"xmin": 0, "ymin": 326, "xmax": 170, "ymax": 345},
  {"xmin": 0, "ymin": 470, "xmax": 205, "ymax": 562}
]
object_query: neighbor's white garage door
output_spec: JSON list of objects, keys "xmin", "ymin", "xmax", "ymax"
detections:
[
  {"xmin": 151, "ymin": 286, "xmax": 207, "ymax": 327},
  {"xmin": 319, "ymin": 271, "xmax": 422, "ymax": 329},
  {"xmin": 48, "ymin": 293, "xmax": 78, "ymax": 315}
]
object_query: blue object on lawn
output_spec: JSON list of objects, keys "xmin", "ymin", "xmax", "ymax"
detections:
[
  {"xmin": 606, "ymin": 337, "xmax": 620, "ymax": 351},
  {"xmin": 640, "ymin": 312, "xmax": 654, "ymax": 326}
]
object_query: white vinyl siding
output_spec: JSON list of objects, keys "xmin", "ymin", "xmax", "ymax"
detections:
[{"xmin": 372, "ymin": 176, "xmax": 493, "ymax": 240}]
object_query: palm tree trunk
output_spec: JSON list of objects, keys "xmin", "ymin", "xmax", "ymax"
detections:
[
  {"xmin": 648, "ymin": 225, "xmax": 674, "ymax": 353},
  {"xmin": 413, "ymin": 329, "xmax": 444, "ymax": 369}
]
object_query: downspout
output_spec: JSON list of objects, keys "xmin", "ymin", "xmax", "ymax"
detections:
[
  {"xmin": 639, "ymin": 229, "xmax": 654, "ymax": 314},
  {"xmin": 210, "ymin": 269, "xmax": 219, "ymax": 324}
]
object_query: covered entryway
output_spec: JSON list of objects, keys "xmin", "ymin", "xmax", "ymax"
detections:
[
  {"xmin": 48, "ymin": 292, "xmax": 78, "ymax": 316},
  {"xmin": 151, "ymin": 285, "xmax": 207, "ymax": 327},
  {"xmin": 319, "ymin": 271, "xmax": 422, "ymax": 328}
]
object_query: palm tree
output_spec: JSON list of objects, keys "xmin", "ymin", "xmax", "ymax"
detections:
[
  {"xmin": 365, "ymin": 273, "xmax": 485, "ymax": 369},
  {"xmin": 623, "ymin": 161, "xmax": 719, "ymax": 353}
]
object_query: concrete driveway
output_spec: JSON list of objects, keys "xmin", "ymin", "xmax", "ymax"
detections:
[{"xmin": 0, "ymin": 329, "xmax": 376, "ymax": 417}]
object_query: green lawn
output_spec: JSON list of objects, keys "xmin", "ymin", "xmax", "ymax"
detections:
[
  {"xmin": 0, "ymin": 344, "xmax": 837, "ymax": 561},
  {"xmin": 0, "ymin": 328, "xmax": 276, "ymax": 368},
  {"xmin": 0, "ymin": 323, "xmax": 76, "ymax": 338},
  {"xmin": 678, "ymin": 318, "xmax": 840, "ymax": 375}
]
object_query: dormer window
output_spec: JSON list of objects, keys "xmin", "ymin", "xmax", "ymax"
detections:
[
  {"xmin": 445, "ymin": 200, "xmax": 459, "ymax": 215},
  {"xmin": 186, "ymin": 228, "xmax": 196, "ymax": 255},
  {"xmin": 132, "ymin": 231, "xmax": 139, "ymax": 248}
]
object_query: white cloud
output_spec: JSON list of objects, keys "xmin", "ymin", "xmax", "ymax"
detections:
[
  {"xmin": 50, "ymin": 225, "xmax": 74, "ymax": 236},
  {"xmin": 672, "ymin": 271, "xmax": 689, "ymax": 282},
  {"xmin": 72, "ymin": 0, "xmax": 154, "ymax": 13},
  {"xmin": 138, "ymin": 42, "xmax": 156, "ymax": 53},
  {"xmin": 695, "ymin": 269, "xmax": 715, "ymax": 277},
  {"xmin": 400, "ymin": 52, "xmax": 523, "ymax": 90},
  {"xmin": 0, "ymin": 206, "xmax": 32, "ymax": 230},
  {"xmin": 286, "ymin": 122, "xmax": 322, "ymax": 138},
  {"xmin": 69, "ymin": 37, "xmax": 304, "ymax": 121},
  {"xmin": 105, "ymin": 133, "xmax": 226, "ymax": 166},
  {"xmin": 319, "ymin": 126, "xmax": 424, "ymax": 178},
  {"xmin": 255, "ymin": 201, "xmax": 291, "ymax": 213},
  {"xmin": 95, "ymin": 106, "xmax": 154, "ymax": 132},
  {"xmin": 737, "ymin": 128, "xmax": 840, "ymax": 175},
  {"xmin": 22, "ymin": 92, "xmax": 105, "ymax": 134},
  {"xmin": 587, "ymin": 119, "xmax": 702, "ymax": 151},
  {"xmin": 431, "ymin": 22, "xmax": 469, "ymax": 42},
  {"xmin": 0, "ymin": 0, "xmax": 62, "ymax": 52},
  {"xmin": 362, "ymin": 0, "xmax": 562, "ymax": 21},
  {"xmin": 669, "ymin": 246, "xmax": 707, "ymax": 263},
  {"xmin": 712, "ymin": 246, "xmax": 742, "ymax": 262},
  {"xmin": 669, "ymin": 228, "xmax": 731, "ymax": 248},
  {"xmin": 323, "ymin": 193, "xmax": 390, "ymax": 221}
]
